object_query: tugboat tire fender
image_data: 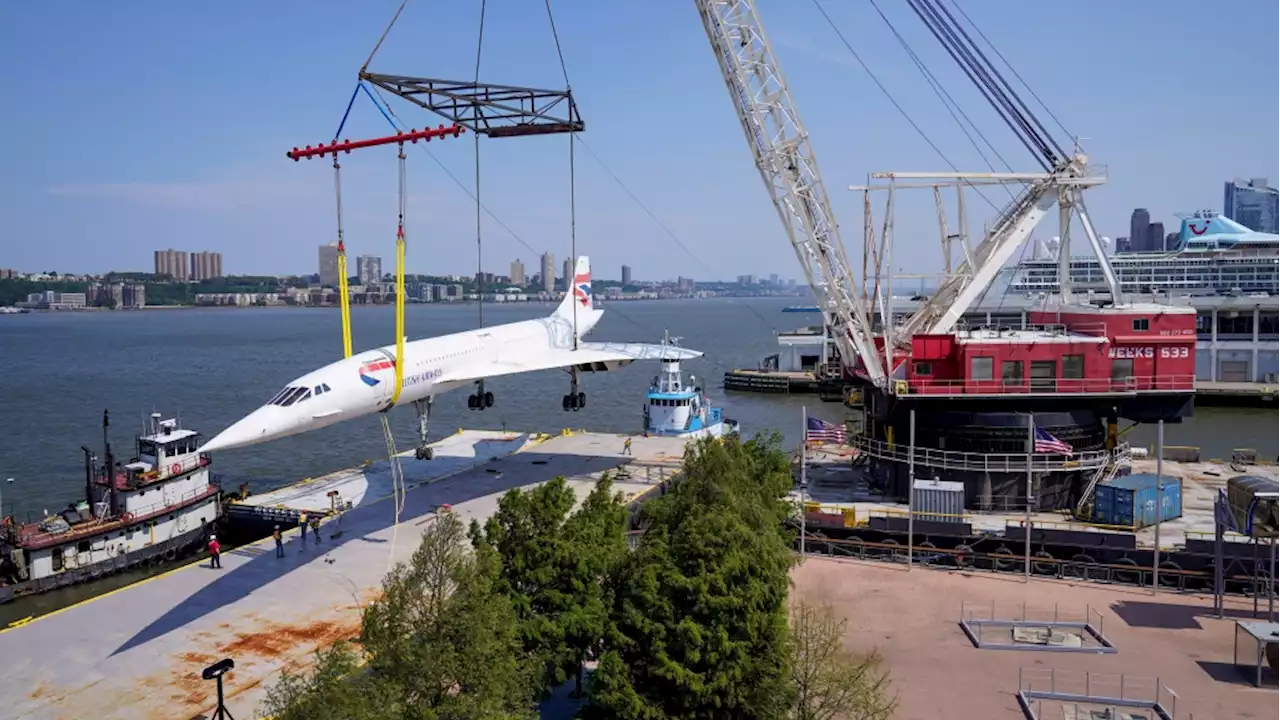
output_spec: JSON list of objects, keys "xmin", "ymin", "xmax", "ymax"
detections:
[{"xmin": 163, "ymin": 548, "xmax": 177, "ymax": 562}]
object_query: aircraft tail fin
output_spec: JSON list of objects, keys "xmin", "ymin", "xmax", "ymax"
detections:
[{"xmin": 553, "ymin": 256, "xmax": 592, "ymax": 320}]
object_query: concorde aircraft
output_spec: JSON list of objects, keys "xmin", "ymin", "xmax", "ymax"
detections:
[{"xmin": 199, "ymin": 257, "xmax": 700, "ymax": 459}]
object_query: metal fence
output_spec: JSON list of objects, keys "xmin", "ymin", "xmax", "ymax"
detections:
[{"xmin": 853, "ymin": 435, "xmax": 1125, "ymax": 473}]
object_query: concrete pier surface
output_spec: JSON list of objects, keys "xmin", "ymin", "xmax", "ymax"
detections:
[{"xmin": 0, "ymin": 430, "xmax": 689, "ymax": 720}]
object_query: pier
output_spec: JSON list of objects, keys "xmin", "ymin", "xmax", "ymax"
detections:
[{"xmin": 0, "ymin": 429, "xmax": 689, "ymax": 720}]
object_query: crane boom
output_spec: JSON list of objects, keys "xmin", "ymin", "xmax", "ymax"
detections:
[
  {"xmin": 893, "ymin": 158, "xmax": 1108, "ymax": 340},
  {"xmin": 694, "ymin": 0, "xmax": 886, "ymax": 386}
]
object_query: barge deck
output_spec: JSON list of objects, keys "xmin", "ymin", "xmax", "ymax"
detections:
[{"xmin": 0, "ymin": 429, "xmax": 688, "ymax": 720}]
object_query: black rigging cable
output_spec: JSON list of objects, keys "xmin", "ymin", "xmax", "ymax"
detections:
[
  {"xmin": 542, "ymin": 0, "xmax": 579, "ymax": 346},
  {"xmin": 905, "ymin": 0, "xmax": 1052, "ymax": 170},
  {"xmin": 810, "ymin": 0, "xmax": 1003, "ymax": 213},
  {"xmin": 474, "ymin": 0, "xmax": 487, "ymax": 330},
  {"xmin": 865, "ymin": 0, "xmax": 1015, "ymax": 179},
  {"xmin": 947, "ymin": 1, "xmax": 1072, "ymax": 144},
  {"xmin": 572, "ymin": 137, "xmax": 779, "ymax": 334},
  {"xmin": 364, "ymin": 84, "xmax": 657, "ymax": 338},
  {"xmin": 929, "ymin": 0, "xmax": 1067, "ymax": 163}
]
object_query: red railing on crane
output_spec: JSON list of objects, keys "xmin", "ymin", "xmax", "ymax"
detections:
[{"xmin": 286, "ymin": 124, "xmax": 466, "ymax": 161}]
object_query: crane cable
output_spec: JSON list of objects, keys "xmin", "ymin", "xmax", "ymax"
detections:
[
  {"xmin": 380, "ymin": 142, "xmax": 411, "ymax": 571},
  {"xmin": 333, "ymin": 159, "xmax": 354, "ymax": 359},
  {"xmin": 542, "ymin": 0, "xmax": 580, "ymax": 348}
]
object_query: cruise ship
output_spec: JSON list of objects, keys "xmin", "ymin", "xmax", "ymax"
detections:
[{"xmin": 1010, "ymin": 211, "xmax": 1279, "ymax": 295}]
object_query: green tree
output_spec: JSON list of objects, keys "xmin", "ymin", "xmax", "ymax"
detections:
[
  {"xmin": 262, "ymin": 509, "xmax": 538, "ymax": 719},
  {"xmin": 585, "ymin": 434, "xmax": 798, "ymax": 720},
  {"xmin": 790, "ymin": 600, "xmax": 896, "ymax": 720},
  {"xmin": 472, "ymin": 475, "xmax": 630, "ymax": 698},
  {"xmin": 560, "ymin": 475, "xmax": 629, "ymax": 695},
  {"xmin": 260, "ymin": 641, "xmax": 387, "ymax": 720},
  {"xmin": 472, "ymin": 476, "xmax": 577, "ymax": 693}
]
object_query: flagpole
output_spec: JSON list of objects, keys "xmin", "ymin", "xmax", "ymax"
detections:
[
  {"xmin": 1152, "ymin": 419, "xmax": 1163, "ymax": 594},
  {"xmin": 1025, "ymin": 413, "xmax": 1034, "ymax": 583},
  {"xmin": 907, "ymin": 409, "xmax": 916, "ymax": 570},
  {"xmin": 800, "ymin": 406, "xmax": 808, "ymax": 563}
]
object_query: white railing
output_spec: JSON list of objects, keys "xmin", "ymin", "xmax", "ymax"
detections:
[
  {"xmin": 854, "ymin": 435, "xmax": 1129, "ymax": 474},
  {"xmin": 903, "ymin": 374, "xmax": 1196, "ymax": 397}
]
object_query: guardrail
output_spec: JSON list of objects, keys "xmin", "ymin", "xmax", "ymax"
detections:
[
  {"xmin": 902, "ymin": 374, "xmax": 1196, "ymax": 397},
  {"xmin": 853, "ymin": 435, "xmax": 1127, "ymax": 474},
  {"xmin": 797, "ymin": 532, "xmax": 1275, "ymax": 593}
]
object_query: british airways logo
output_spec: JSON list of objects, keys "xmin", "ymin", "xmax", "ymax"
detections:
[
  {"xmin": 358, "ymin": 359, "xmax": 395, "ymax": 387},
  {"xmin": 573, "ymin": 272, "xmax": 592, "ymax": 307}
]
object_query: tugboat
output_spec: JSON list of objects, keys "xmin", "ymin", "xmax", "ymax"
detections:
[
  {"xmin": 643, "ymin": 333, "xmax": 740, "ymax": 439},
  {"xmin": 0, "ymin": 411, "xmax": 222, "ymax": 603}
]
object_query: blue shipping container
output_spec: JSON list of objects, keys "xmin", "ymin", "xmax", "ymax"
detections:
[{"xmin": 1091, "ymin": 473, "xmax": 1183, "ymax": 530}]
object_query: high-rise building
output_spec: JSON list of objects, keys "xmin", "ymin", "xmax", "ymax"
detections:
[
  {"xmin": 356, "ymin": 255, "xmax": 383, "ymax": 286},
  {"xmin": 153, "ymin": 249, "xmax": 190, "ymax": 280},
  {"xmin": 1129, "ymin": 209, "xmax": 1151, "ymax": 252},
  {"xmin": 621, "ymin": 264, "xmax": 632, "ymax": 285},
  {"xmin": 1147, "ymin": 222, "xmax": 1165, "ymax": 251},
  {"xmin": 562, "ymin": 258, "xmax": 573, "ymax": 290},
  {"xmin": 1224, "ymin": 177, "xmax": 1279, "ymax": 234},
  {"xmin": 189, "ymin": 251, "xmax": 223, "ymax": 281},
  {"xmin": 1115, "ymin": 236, "xmax": 1131, "ymax": 253},
  {"xmin": 510, "ymin": 259, "xmax": 526, "ymax": 285},
  {"xmin": 540, "ymin": 252, "xmax": 555, "ymax": 293},
  {"xmin": 318, "ymin": 244, "xmax": 341, "ymax": 287}
]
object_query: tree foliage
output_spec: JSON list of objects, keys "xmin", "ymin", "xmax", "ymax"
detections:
[
  {"xmin": 260, "ymin": 641, "xmax": 387, "ymax": 720},
  {"xmin": 262, "ymin": 435, "xmax": 897, "ymax": 720},
  {"xmin": 262, "ymin": 509, "xmax": 538, "ymax": 720},
  {"xmin": 472, "ymin": 474, "xmax": 630, "ymax": 696},
  {"xmin": 790, "ymin": 600, "xmax": 896, "ymax": 720},
  {"xmin": 584, "ymin": 433, "xmax": 798, "ymax": 720}
]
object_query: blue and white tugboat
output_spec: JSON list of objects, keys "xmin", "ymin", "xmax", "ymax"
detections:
[{"xmin": 643, "ymin": 333, "xmax": 740, "ymax": 439}]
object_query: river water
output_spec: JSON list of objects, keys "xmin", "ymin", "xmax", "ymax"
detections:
[
  {"xmin": 0, "ymin": 298, "xmax": 1274, "ymax": 517},
  {"xmin": 0, "ymin": 298, "xmax": 814, "ymax": 516},
  {"xmin": 0, "ymin": 299, "xmax": 1275, "ymax": 623}
]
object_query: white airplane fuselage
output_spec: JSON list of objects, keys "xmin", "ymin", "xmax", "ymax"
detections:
[{"xmin": 201, "ymin": 306, "xmax": 605, "ymax": 453}]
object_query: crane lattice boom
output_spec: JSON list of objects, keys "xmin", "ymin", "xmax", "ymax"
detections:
[
  {"xmin": 694, "ymin": 0, "xmax": 886, "ymax": 386},
  {"xmin": 892, "ymin": 157, "xmax": 1110, "ymax": 341}
]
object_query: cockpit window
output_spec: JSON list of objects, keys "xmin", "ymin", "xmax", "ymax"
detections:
[
  {"xmin": 281, "ymin": 388, "xmax": 311, "ymax": 407},
  {"xmin": 267, "ymin": 387, "xmax": 292, "ymax": 405}
]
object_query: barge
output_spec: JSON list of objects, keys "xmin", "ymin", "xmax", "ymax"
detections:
[{"xmin": 0, "ymin": 411, "xmax": 222, "ymax": 603}]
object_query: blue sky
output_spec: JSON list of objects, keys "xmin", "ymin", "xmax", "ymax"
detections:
[{"xmin": 1, "ymin": 1, "xmax": 1276, "ymax": 282}]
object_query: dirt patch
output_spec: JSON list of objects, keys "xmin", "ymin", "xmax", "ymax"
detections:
[
  {"xmin": 219, "ymin": 617, "xmax": 361, "ymax": 660},
  {"xmin": 792, "ymin": 556, "xmax": 1275, "ymax": 720}
]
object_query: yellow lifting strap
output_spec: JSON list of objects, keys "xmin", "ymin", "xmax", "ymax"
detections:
[
  {"xmin": 336, "ymin": 243, "xmax": 353, "ymax": 359},
  {"xmin": 388, "ymin": 144, "xmax": 408, "ymax": 406},
  {"xmin": 333, "ymin": 158, "xmax": 354, "ymax": 359}
]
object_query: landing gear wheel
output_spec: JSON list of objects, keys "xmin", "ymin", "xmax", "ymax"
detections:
[
  {"xmin": 564, "ymin": 367, "xmax": 584, "ymax": 412},
  {"xmin": 467, "ymin": 394, "xmax": 478, "ymax": 411},
  {"xmin": 483, "ymin": 391, "xmax": 494, "ymax": 408},
  {"xmin": 413, "ymin": 397, "xmax": 434, "ymax": 460}
]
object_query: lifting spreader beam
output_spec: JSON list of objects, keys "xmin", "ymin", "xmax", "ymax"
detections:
[{"xmin": 287, "ymin": 124, "xmax": 465, "ymax": 161}]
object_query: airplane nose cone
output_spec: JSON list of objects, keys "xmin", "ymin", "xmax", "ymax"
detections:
[{"xmin": 200, "ymin": 407, "xmax": 278, "ymax": 453}]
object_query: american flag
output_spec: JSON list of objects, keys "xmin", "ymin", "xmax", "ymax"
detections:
[
  {"xmin": 1033, "ymin": 426, "xmax": 1074, "ymax": 456},
  {"xmin": 806, "ymin": 416, "xmax": 846, "ymax": 444}
]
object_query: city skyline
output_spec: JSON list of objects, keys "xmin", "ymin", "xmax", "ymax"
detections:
[
  {"xmin": 153, "ymin": 248, "xmax": 223, "ymax": 281},
  {"xmin": 3, "ymin": 2, "xmax": 1276, "ymax": 279}
]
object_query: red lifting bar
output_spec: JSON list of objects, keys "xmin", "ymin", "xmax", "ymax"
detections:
[{"xmin": 287, "ymin": 124, "xmax": 466, "ymax": 161}]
